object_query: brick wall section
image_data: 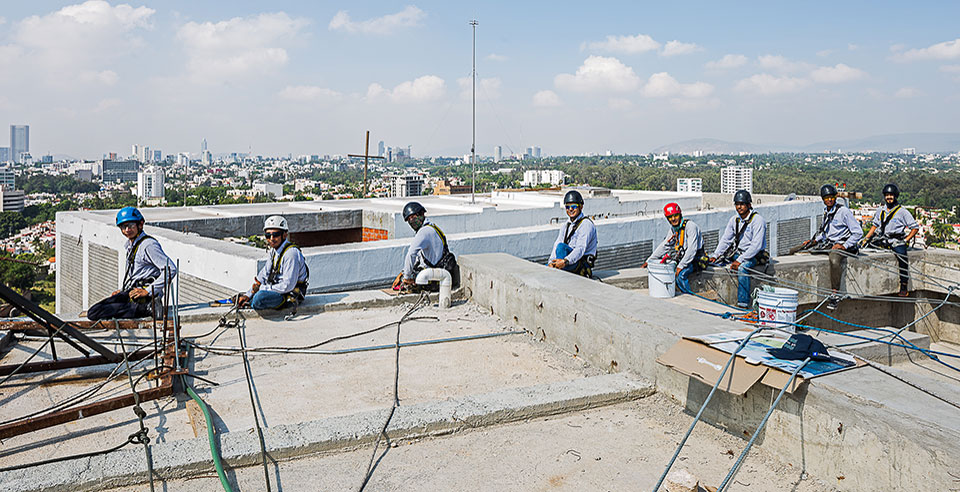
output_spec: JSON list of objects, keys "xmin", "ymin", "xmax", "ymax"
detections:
[{"xmin": 362, "ymin": 227, "xmax": 389, "ymax": 242}]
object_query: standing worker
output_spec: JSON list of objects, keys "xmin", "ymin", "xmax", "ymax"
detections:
[
  {"xmin": 548, "ymin": 190, "xmax": 598, "ymax": 278},
  {"xmin": 709, "ymin": 190, "xmax": 768, "ymax": 308},
  {"xmin": 237, "ymin": 216, "xmax": 309, "ymax": 310},
  {"xmin": 643, "ymin": 203, "xmax": 706, "ymax": 295},
  {"xmin": 796, "ymin": 184, "xmax": 863, "ymax": 308},
  {"xmin": 861, "ymin": 184, "xmax": 919, "ymax": 297},
  {"xmin": 87, "ymin": 207, "xmax": 177, "ymax": 320},
  {"xmin": 392, "ymin": 202, "xmax": 459, "ymax": 292}
]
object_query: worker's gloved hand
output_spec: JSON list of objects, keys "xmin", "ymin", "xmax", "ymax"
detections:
[{"xmin": 392, "ymin": 273, "xmax": 404, "ymax": 290}]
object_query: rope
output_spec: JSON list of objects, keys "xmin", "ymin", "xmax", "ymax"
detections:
[
  {"xmin": 116, "ymin": 326, "xmax": 156, "ymax": 492},
  {"xmin": 358, "ymin": 292, "xmax": 430, "ymax": 491},
  {"xmin": 0, "ymin": 430, "xmax": 148, "ymax": 473},
  {"xmin": 651, "ymin": 326, "xmax": 766, "ymax": 492},
  {"xmin": 716, "ymin": 357, "xmax": 811, "ymax": 492}
]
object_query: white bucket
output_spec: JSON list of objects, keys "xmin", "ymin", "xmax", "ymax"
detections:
[
  {"xmin": 647, "ymin": 261, "xmax": 677, "ymax": 298},
  {"xmin": 757, "ymin": 287, "xmax": 799, "ymax": 332}
]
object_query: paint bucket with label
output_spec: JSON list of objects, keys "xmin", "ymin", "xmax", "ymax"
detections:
[{"xmin": 757, "ymin": 287, "xmax": 799, "ymax": 332}]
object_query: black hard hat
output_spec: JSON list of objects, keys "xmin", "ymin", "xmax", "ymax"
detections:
[
  {"xmin": 563, "ymin": 190, "xmax": 584, "ymax": 205},
  {"xmin": 882, "ymin": 183, "xmax": 900, "ymax": 199},
  {"xmin": 820, "ymin": 184, "xmax": 838, "ymax": 198},
  {"xmin": 733, "ymin": 190, "xmax": 752, "ymax": 204},
  {"xmin": 402, "ymin": 201, "xmax": 426, "ymax": 221}
]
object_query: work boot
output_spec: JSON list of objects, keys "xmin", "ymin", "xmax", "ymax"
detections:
[
  {"xmin": 898, "ymin": 283, "xmax": 909, "ymax": 297},
  {"xmin": 826, "ymin": 293, "xmax": 842, "ymax": 310}
]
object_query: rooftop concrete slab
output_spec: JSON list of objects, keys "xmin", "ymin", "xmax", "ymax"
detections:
[{"xmin": 458, "ymin": 252, "xmax": 960, "ymax": 491}]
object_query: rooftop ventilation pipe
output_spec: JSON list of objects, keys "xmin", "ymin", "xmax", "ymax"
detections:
[{"xmin": 415, "ymin": 268, "xmax": 452, "ymax": 308}]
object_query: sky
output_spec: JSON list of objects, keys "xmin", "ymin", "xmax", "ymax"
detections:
[{"xmin": 1, "ymin": 1, "xmax": 959, "ymax": 159}]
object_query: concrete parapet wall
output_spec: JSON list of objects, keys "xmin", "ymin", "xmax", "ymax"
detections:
[{"xmin": 458, "ymin": 253, "xmax": 960, "ymax": 491}]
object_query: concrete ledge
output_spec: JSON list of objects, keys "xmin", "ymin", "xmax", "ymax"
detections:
[
  {"xmin": 458, "ymin": 253, "xmax": 960, "ymax": 491},
  {"xmin": 0, "ymin": 373, "xmax": 653, "ymax": 492}
]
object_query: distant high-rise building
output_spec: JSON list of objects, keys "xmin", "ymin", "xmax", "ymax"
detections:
[
  {"xmin": 41, "ymin": 155, "xmax": 54, "ymax": 163},
  {"xmin": 0, "ymin": 186, "xmax": 25, "ymax": 212},
  {"xmin": 525, "ymin": 147, "xmax": 534, "ymax": 160},
  {"xmin": 102, "ymin": 159, "xmax": 140, "ymax": 183},
  {"xmin": 901, "ymin": 147, "xmax": 916, "ymax": 156},
  {"xmin": 108, "ymin": 152, "xmax": 118, "ymax": 160},
  {"xmin": 153, "ymin": 150, "xmax": 162, "ymax": 162},
  {"xmin": 131, "ymin": 144, "xmax": 139, "ymax": 158},
  {"xmin": 494, "ymin": 146, "xmax": 502, "ymax": 163},
  {"xmin": 201, "ymin": 138, "xmax": 208, "ymax": 153},
  {"xmin": 677, "ymin": 178, "xmax": 702, "ymax": 193},
  {"xmin": 0, "ymin": 166, "xmax": 15, "ymax": 189},
  {"xmin": 0, "ymin": 147, "xmax": 10, "ymax": 163},
  {"xmin": 720, "ymin": 166, "xmax": 753, "ymax": 194},
  {"xmin": 521, "ymin": 170, "xmax": 565, "ymax": 187},
  {"xmin": 10, "ymin": 125, "xmax": 29, "ymax": 164},
  {"xmin": 177, "ymin": 153, "xmax": 190, "ymax": 166},
  {"xmin": 533, "ymin": 146, "xmax": 541, "ymax": 159},
  {"xmin": 201, "ymin": 150, "xmax": 212, "ymax": 166},
  {"xmin": 378, "ymin": 140, "xmax": 385, "ymax": 157},
  {"xmin": 137, "ymin": 167, "xmax": 165, "ymax": 200},
  {"xmin": 386, "ymin": 173, "xmax": 424, "ymax": 197}
]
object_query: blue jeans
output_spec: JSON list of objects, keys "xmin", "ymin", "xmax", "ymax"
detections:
[
  {"xmin": 251, "ymin": 290, "xmax": 286, "ymax": 310},
  {"xmin": 735, "ymin": 257, "xmax": 759, "ymax": 307},
  {"xmin": 676, "ymin": 264, "xmax": 696, "ymax": 294}
]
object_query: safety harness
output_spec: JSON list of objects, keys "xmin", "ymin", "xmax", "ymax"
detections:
[
  {"xmin": 879, "ymin": 205, "xmax": 904, "ymax": 238},
  {"xmin": 812, "ymin": 205, "xmax": 852, "ymax": 249},
  {"xmin": 121, "ymin": 235, "xmax": 157, "ymax": 298},
  {"xmin": 561, "ymin": 215, "xmax": 596, "ymax": 278},
  {"xmin": 720, "ymin": 211, "xmax": 769, "ymax": 264},
  {"xmin": 267, "ymin": 242, "xmax": 310, "ymax": 305},
  {"xmin": 413, "ymin": 223, "xmax": 460, "ymax": 288},
  {"xmin": 663, "ymin": 219, "xmax": 708, "ymax": 269}
]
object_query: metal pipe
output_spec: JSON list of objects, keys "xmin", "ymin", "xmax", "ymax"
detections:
[{"xmin": 193, "ymin": 330, "xmax": 526, "ymax": 355}]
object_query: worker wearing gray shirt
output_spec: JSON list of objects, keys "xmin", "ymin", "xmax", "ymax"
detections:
[
  {"xmin": 861, "ymin": 184, "xmax": 919, "ymax": 296},
  {"xmin": 644, "ymin": 202, "xmax": 705, "ymax": 295},
  {"xmin": 548, "ymin": 190, "xmax": 598, "ymax": 278},
  {"xmin": 87, "ymin": 207, "xmax": 177, "ymax": 320},
  {"xmin": 798, "ymin": 184, "xmax": 864, "ymax": 307},
  {"xmin": 238, "ymin": 215, "xmax": 309, "ymax": 310},
  {"xmin": 393, "ymin": 202, "xmax": 457, "ymax": 291},
  {"xmin": 709, "ymin": 190, "xmax": 768, "ymax": 308}
]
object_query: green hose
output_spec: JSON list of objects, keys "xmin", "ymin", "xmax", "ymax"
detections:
[{"xmin": 186, "ymin": 383, "xmax": 235, "ymax": 492}]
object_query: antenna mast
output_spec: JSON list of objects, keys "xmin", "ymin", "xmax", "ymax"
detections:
[{"xmin": 470, "ymin": 19, "xmax": 478, "ymax": 204}]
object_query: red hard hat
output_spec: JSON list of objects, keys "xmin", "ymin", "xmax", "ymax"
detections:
[{"xmin": 664, "ymin": 202, "xmax": 681, "ymax": 217}]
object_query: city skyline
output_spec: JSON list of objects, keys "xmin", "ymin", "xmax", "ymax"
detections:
[{"xmin": 1, "ymin": 1, "xmax": 959, "ymax": 159}]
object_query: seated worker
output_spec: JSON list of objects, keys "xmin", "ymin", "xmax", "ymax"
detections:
[
  {"xmin": 237, "ymin": 216, "xmax": 309, "ymax": 310},
  {"xmin": 643, "ymin": 202, "xmax": 706, "ymax": 295},
  {"xmin": 797, "ymin": 184, "xmax": 863, "ymax": 308},
  {"xmin": 708, "ymin": 190, "xmax": 768, "ymax": 308},
  {"xmin": 87, "ymin": 207, "xmax": 177, "ymax": 320},
  {"xmin": 548, "ymin": 190, "xmax": 598, "ymax": 278},
  {"xmin": 392, "ymin": 202, "xmax": 459, "ymax": 292},
  {"xmin": 861, "ymin": 184, "xmax": 919, "ymax": 297}
]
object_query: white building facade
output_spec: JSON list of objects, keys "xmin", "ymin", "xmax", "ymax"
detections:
[
  {"xmin": 677, "ymin": 178, "xmax": 702, "ymax": 193},
  {"xmin": 720, "ymin": 166, "xmax": 753, "ymax": 194},
  {"xmin": 522, "ymin": 170, "xmax": 565, "ymax": 187}
]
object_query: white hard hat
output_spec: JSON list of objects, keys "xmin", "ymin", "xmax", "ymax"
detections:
[{"xmin": 263, "ymin": 215, "xmax": 288, "ymax": 231}]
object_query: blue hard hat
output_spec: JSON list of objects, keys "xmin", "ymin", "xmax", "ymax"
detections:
[{"xmin": 116, "ymin": 207, "xmax": 144, "ymax": 226}]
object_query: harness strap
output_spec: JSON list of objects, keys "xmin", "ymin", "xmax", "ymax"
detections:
[
  {"xmin": 122, "ymin": 235, "xmax": 154, "ymax": 292},
  {"xmin": 423, "ymin": 223, "xmax": 451, "ymax": 269},
  {"xmin": 879, "ymin": 205, "xmax": 902, "ymax": 236}
]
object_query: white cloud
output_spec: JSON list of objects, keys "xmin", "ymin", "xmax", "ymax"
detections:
[
  {"xmin": 894, "ymin": 38, "xmax": 960, "ymax": 61},
  {"xmin": 329, "ymin": 6, "xmax": 424, "ymax": 34},
  {"xmin": 671, "ymin": 98, "xmax": 721, "ymax": 111},
  {"xmin": 940, "ymin": 64, "xmax": 960, "ymax": 73},
  {"xmin": 0, "ymin": 16, "xmax": 6, "ymax": 25},
  {"xmin": 810, "ymin": 63, "xmax": 867, "ymax": 83},
  {"xmin": 757, "ymin": 54, "xmax": 813, "ymax": 73},
  {"xmin": 532, "ymin": 90, "xmax": 561, "ymax": 107},
  {"xmin": 705, "ymin": 54, "xmax": 747, "ymax": 70},
  {"xmin": 555, "ymin": 56, "xmax": 641, "ymax": 93},
  {"xmin": 735, "ymin": 73, "xmax": 810, "ymax": 95},
  {"xmin": 10, "ymin": 0, "xmax": 154, "ymax": 77},
  {"xmin": 367, "ymin": 75, "xmax": 445, "ymax": 103},
  {"xmin": 848, "ymin": 43, "xmax": 859, "ymax": 51},
  {"xmin": 177, "ymin": 12, "xmax": 309, "ymax": 83},
  {"xmin": 94, "ymin": 98, "xmax": 121, "ymax": 112},
  {"xmin": 607, "ymin": 97, "xmax": 633, "ymax": 111},
  {"xmin": 581, "ymin": 34, "xmax": 660, "ymax": 54},
  {"xmin": 894, "ymin": 87, "xmax": 920, "ymax": 98},
  {"xmin": 278, "ymin": 85, "xmax": 343, "ymax": 102},
  {"xmin": 486, "ymin": 53, "xmax": 507, "ymax": 62},
  {"xmin": 661, "ymin": 40, "xmax": 701, "ymax": 57},
  {"xmin": 457, "ymin": 77, "xmax": 501, "ymax": 100},
  {"xmin": 641, "ymin": 72, "xmax": 713, "ymax": 98},
  {"xmin": 0, "ymin": 45, "xmax": 23, "ymax": 65},
  {"xmin": 79, "ymin": 69, "xmax": 119, "ymax": 86}
]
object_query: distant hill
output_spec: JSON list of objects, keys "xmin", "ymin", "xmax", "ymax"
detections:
[{"xmin": 653, "ymin": 133, "xmax": 960, "ymax": 155}]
